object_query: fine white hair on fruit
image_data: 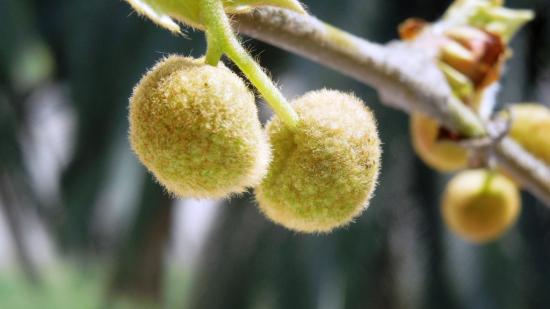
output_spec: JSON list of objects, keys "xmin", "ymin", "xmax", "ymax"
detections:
[
  {"xmin": 256, "ymin": 89, "xmax": 382, "ymax": 233},
  {"xmin": 129, "ymin": 55, "xmax": 270, "ymax": 198}
]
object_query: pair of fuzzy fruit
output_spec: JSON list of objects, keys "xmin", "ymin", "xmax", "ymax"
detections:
[
  {"xmin": 129, "ymin": 55, "xmax": 382, "ymax": 233},
  {"xmin": 412, "ymin": 105, "xmax": 550, "ymax": 243}
]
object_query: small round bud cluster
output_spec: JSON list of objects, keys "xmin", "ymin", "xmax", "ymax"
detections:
[
  {"xmin": 442, "ymin": 169, "xmax": 520, "ymax": 244},
  {"xmin": 256, "ymin": 90, "xmax": 381, "ymax": 233},
  {"xmin": 508, "ymin": 104, "xmax": 550, "ymax": 165},
  {"xmin": 129, "ymin": 55, "xmax": 270, "ymax": 198},
  {"xmin": 410, "ymin": 113, "xmax": 468, "ymax": 172}
]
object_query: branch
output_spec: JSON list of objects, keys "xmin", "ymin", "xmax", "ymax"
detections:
[{"xmin": 233, "ymin": 8, "xmax": 550, "ymax": 205}]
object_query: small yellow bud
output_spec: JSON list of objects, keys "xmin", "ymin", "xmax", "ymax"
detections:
[
  {"xmin": 508, "ymin": 104, "xmax": 550, "ymax": 165},
  {"xmin": 444, "ymin": 0, "xmax": 533, "ymax": 42},
  {"xmin": 439, "ymin": 26, "xmax": 506, "ymax": 90},
  {"xmin": 129, "ymin": 55, "xmax": 270, "ymax": 198},
  {"xmin": 438, "ymin": 62, "xmax": 475, "ymax": 101},
  {"xmin": 256, "ymin": 90, "xmax": 381, "ymax": 233},
  {"xmin": 410, "ymin": 113, "xmax": 468, "ymax": 172},
  {"xmin": 442, "ymin": 169, "xmax": 521, "ymax": 244}
]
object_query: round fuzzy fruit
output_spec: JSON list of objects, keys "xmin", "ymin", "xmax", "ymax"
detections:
[
  {"xmin": 410, "ymin": 113, "xmax": 468, "ymax": 172},
  {"xmin": 129, "ymin": 55, "xmax": 270, "ymax": 198},
  {"xmin": 442, "ymin": 169, "xmax": 521, "ymax": 244},
  {"xmin": 256, "ymin": 89, "xmax": 381, "ymax": 233},
  {"xmin": 508, "ymin": 104, "xmax": 550, "ymax": 165}
]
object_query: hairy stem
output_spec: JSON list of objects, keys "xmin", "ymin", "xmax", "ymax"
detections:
[
  {"xmin": 200, "ymin": 0, "xmax": 299, "ymax": 128},
  {"xmin": 205, "ymin": 31, "xmax": 223, "ymax": 65}
]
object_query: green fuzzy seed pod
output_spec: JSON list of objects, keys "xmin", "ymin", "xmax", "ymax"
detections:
[
  {"xmin": 256, "ymin": 89, "xmax": 382, "ymax": 233},
  {"xmin": 129, "ymin": 55, "xmax": 270, "ymax": 198}
]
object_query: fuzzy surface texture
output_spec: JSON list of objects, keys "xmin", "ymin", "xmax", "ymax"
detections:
[
  {"xmin": 257, "ymin": 89, "xmax": 381, "ymax": 233},
  {"xmin": 130, "ymin": 55, "xmax": 270, "ymax": 198}
]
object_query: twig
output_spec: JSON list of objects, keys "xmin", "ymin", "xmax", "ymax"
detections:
[{"xmin": 233, "ymin": 8, "xmax": 550, "ymax": 205}]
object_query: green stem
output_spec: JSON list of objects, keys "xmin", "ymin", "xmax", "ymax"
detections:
[
  {"xmin": 200, "ymin": 0, "xmax": 299, "ymax": 129},
  {"xmin": 205, "ymin": 32, "xmax": 223, "ymax": 65},
  {"xmin": 480, "ymin": 169, "xmax": 496, "ymax": 195}
]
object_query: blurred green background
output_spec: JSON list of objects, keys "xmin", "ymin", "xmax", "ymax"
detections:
[{"xmin": 0, "ymin": 0, "xmax": 549, "ymax": 308}]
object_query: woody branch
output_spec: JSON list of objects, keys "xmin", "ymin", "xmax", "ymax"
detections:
[{"xmin": 233, "ymin": 8, "xmax": 550, "ymax": 206}]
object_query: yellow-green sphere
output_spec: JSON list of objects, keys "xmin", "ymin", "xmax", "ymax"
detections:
[
  {"xmin": 508, "ymin": 104, "xmax": 550, "ymax": 165},
  {"xmin": 256, "ymin": 89, "xmax": 382, "ymax": 233},
  {"xmin": 442, "ymin": 169, "xmax": 521, "ymax": 244},
  {"xmin": 410, "ymin": 113, "xmax": 468, "ymax": 172},
  {"xmin": 129, "ymin": 55, "xmax": 270, "ymax": 198}
]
